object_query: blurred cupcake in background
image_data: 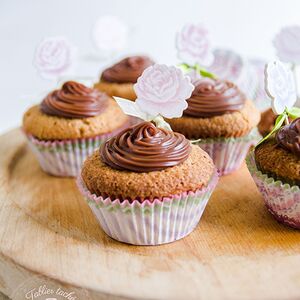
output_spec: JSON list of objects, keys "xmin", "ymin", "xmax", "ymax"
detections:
[
  {"xmin": 78, "ymin": 64, "xmax": 219, "ymax": 245},
  {"xmin": 258, "ymin": 108, "xmax": 277, "ymax": 137},
  {"xmin": 257, "ymin": 25, "xmax": 300, "ymax": 137},
  {"xmin": 175, "ymin": 23, "xmax": 268, "ymax": 112},
  {"xmin": 168, "ymin": 78, "xmax": 261, "ymax": 175},
  {"xmin": 23, "ymin": 81, "xmax": 129, "ymax": 177},
  {"xmin": 94, "ymin": 55, "xmax": 154, "ymax": 100},
  {"xmin": 247, "ymin": 60, "xmax": 300, "ymax": 229},
  {"xmin": 208, "ymin": 50, "xmax": 270, "ymax": 111}
]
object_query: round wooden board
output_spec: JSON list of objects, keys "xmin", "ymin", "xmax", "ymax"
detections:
[{"xmin": 0, "ymin": 129, "xmax": 300, "ymax": 300}]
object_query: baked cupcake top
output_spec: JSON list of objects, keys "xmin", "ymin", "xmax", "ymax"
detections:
[
  {"xmin": 23, "ymin": 81, "xmax": 128, "ymax": 140},
  {"xmin": 41, "ymin": 81, "xmax": 108, "ymax": 118},
  {"xmin": 100, "ymin": 121, "xmax": 191, "ymax": 172},
  {"xmin": 255, "ymin": 118, "xmax": 300, "ymax": 185},
  {"xmin": 100, "ymin": 56, "xmax": 154, "ymax": 84},
  {"xmin": 184, "ymin": 78, "xmax": 246, "ymax": 118},
  {"xmin": 82, "ymin": 122, "xmax": 214, "ymax": 201}
]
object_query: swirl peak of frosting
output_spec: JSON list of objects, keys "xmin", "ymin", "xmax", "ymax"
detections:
[
  {"xmin": 101, "ymin": 56, "xmax": 154, "ymax": 84},
  {"xmin": 276, "ymin": 118, "xmax": 300, "ymax": 156},
  {"xmin": 183, "ymin": 78, "xmax": 246, "ymax": 118},
  {"xmin": 41, "ymin": 81, "xmax": 108, "ymax": 118},
  {"xmin": 100, "ymin": 122, "xmax": 192, "ymax": 172}
]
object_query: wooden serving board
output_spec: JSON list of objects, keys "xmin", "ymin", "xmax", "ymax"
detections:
[{"xmin": 0, "ymin": 129, "xmax": 300, "ymax": 300}]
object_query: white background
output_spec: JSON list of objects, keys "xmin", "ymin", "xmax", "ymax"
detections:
[{"xmin": 0, "ymin": 0, "xmax": 299, "ymax": 133}]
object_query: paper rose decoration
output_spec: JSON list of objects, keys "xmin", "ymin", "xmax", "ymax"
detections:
[
  {"xmin": 176, "ymin": 23, "xmax": 214, "ymax": 67},
  {"xmin": 265, "ymin": 60, "xmax": 297, "ymax": 114},
  {"xmin": 33, "ymin": 36, "xmax": 76, "ymax": 80},
  {"xmin": 92, "ymin": 15, "xmax": 128, "ymax": 53},
  {"xmin": 273, "ymin": 26, "xmax": 300, "ymax": 63},
  {"xmin": 134, "ymin": 64, "xmax": 194, "ymax": 118},
  {"xmin": 115, "ymin": 64, "xmax": 194, "ymax": 130},
  {"xmin": 257, "ymin": 60, "xmax": 300, "ymax": 146}
]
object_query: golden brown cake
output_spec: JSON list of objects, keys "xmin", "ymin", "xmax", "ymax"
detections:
[
  {"xmin": 255, "ymin": 118, "xmax": 300, "ymax": 186},
  {"xmin": 168, "ymin": 100, "xmax": 260, "ymax": 139},
  {"xmin": 94, "ymin": 81, "xmax": 136, "ymax": 100},
  {"xmin": 82, "ymin": 144, "xmax": 214, "ymax": 201},
  {"xmin": 23, "ymin": 99, "xmax": 128, "ymax": 140},
  {"xmin": 94, "ymin": 56, "xmax": 154, "ymax": 101},
  {"xmin": 258, "ymin": 108, "xmax": 277, "ymax": 137},
  {"xmin": 81, "ymin": 122, "xmax": 215, "ymax": 202}
]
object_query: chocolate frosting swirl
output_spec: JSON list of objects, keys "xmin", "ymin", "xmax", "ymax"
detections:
[
  {"xmin": 41, "ymin": 81, "xmax": 108, "ymax": 118},
  {"xmin": 100, "ymin": 122, "xmax": 192, "ymax": 172},
  {"xmin": 101, "ymin": 56, "xmax": 154, "ymax": 84},
  {"xmin": 183, "ymin": 78, "xmax": 246, "ymax": 118},
  {"xmin": 276, "ymin": 118, "xmax": 300, "ymax": 156}
]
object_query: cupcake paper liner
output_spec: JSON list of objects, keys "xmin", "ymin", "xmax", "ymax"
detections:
[
  {"xmin": 246, "ymin": 151, "xmax": 300, "ymax": 229},
  {"xmin": 25, "ymin": 124, "xmax": 129, "ymax": 177},
  {"xmin": 77, "ymin": 170, "xmax": 219, "ymax": 245},
  {"xmin": 194, "ymin": 129, "xmax": 260, "ymax": 176}
]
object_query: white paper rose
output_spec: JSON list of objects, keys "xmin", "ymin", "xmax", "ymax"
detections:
[
  {"xmin": 176, "ymin": 23, "xmax": 214, "ymax": 67},
  {"xmin": 134, "ymin": 64, "xmax": 194, "ymax": 118},
  {"xmin": 92, "ymin": 15, "xmax": 128, "ymax": 53},
  {"xmin": 273, "ymin": 26, "xmax": 300, "ymax": 63},
  {"xmin": 33, "ymin": 36, "xmax": 76, "ymax": 80},
  {"xmin": 265, "ymin": 60, "xmax": 297, "ymax": 114}
]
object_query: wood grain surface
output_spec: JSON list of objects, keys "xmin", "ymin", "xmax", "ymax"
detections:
[{"xmin": 0, "ymin": 129, "xmax": 300, "ymax": 300}]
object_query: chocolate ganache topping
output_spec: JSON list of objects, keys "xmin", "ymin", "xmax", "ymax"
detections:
[
  {"xmin": 100, "ymin": 121, "xmax": 192, "ymax": 172},
  {"xmin": 276, "ymin": 118, "xmax": 300, "ymax": 156},
  {"xmin": 183, "ymin": 78, "xmax": 246, "ymax": 118},
  {"xmin": 41, "ymin": 81, "xmax": 108, "ymax": 118},
  {"xmin": 101, "ymin": 56, "xmax": 154, "ymax": 84}
]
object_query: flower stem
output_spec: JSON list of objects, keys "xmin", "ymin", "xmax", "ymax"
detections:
[{"xmin": 285, "ymin": 113, "xmax": 290, "ymax": 125}]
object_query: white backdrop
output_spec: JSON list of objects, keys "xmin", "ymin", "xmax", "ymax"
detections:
[{"xmin": 0, "ymin": 0, "xmax": 299, "ymax": 133}]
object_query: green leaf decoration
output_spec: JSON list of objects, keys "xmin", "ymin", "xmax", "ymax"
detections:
[
  {"xmin": 178, "ymin": 63, "xmax": 190, "ymax": 72},
  {"xmin": 178, "ymin": 63, "xmax": 216, "ymax": 79},
  {"xmin": 256, "ymin": 112, "xmax": 286, "ymax": 147},
  {"xmin": 287, "ymin": 106, "xmax": 300, "ymax": 120},
  {"xmin": 199, "ymin": 69, "xmax": 216, "ymax": 79}
]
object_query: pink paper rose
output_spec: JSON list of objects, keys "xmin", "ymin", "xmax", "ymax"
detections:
[
  {"xmin": 33, "ymin": 36, "xmax": 76, "ymax": 80},
  {"xmin": 273, "ymin": 26, "xmax": 300, "ymax": 63},
  {"xmin": 265, "ymin": 60, "xmax": 296, "ymax": 114},
  {"xmin": 134, "ymin": 64, "xmax": 194, "ymax": 118},
  {"xmin": 176, "ymin": 23, "xmax": 214, "ymax": 66}
]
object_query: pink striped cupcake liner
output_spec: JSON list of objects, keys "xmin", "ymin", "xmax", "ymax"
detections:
[
  {"xmin": 25, "ymin": 123, "xmax": 131, "ymax": 177},
  {"xmin": 77, "ymin": 170, "xmax": 218, "ymax": 245},
  {"xmin": 194, "ymin": 129, "xmax": 260, "ymax": 176},
  {"xmin": 246, "ymin": 151, "xmax": 300, "ymax": 229}
]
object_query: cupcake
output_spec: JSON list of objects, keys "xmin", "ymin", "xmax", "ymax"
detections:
[
  {"xmin": 247, "ymin": 60, "xmax": 300, "ymax": 229},
  {"xmin": 167, "ymin": 78, "xmax": 261, "ymax": 175},
  {"xmin": 247, "ymin": 118, "xmax": 300, "ymax": 228},
  {"xmin": 258, "ymin": 108, "xmax": 277, "ymax": 137},
  {"xmin": 94, "ymin": 55, "xmax": 154, "ymax": 100},
  {"xmin": 78, "ymin": 64, "xmax": 219, "ymax": 245},
  {"xmin": 23, "ymin": 81, "xmax": 129, "ymax": 177},
  {"xmin": 78, "ymin": 121, "xmax": 218, "ymax": 245}
]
